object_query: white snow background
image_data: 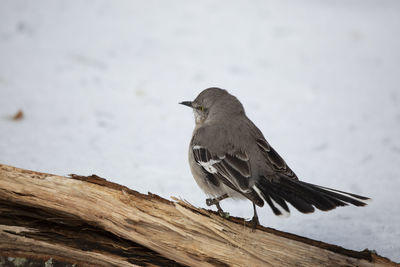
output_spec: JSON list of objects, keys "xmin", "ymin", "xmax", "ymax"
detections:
[{"xmin": 1, "ymin": 0, "xmax": 399, "ymax": 262}]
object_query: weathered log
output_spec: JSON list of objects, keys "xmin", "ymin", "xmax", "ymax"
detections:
[{"xmin": 0, "ymin": 164, "xmax": 397, "ymax": 267}]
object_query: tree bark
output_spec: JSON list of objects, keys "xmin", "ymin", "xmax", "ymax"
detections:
[{"xmin": 0, "ymin": 164, "xmax": 397, "ymax": 267}]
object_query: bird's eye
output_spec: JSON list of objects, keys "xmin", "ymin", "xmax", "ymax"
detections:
[{"xmin": 197, "ymin": 106, "xmax": 205, "ymax": 111}]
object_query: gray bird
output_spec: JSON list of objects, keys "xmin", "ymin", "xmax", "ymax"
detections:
[{"xmin": 180, "ymin": 87, "xmax": 369, "ymax": 227}]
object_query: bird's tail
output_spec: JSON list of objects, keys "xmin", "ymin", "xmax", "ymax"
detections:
[{"xmin": 253, "ymin": 176, "xmax": 369, "ymax": 216}]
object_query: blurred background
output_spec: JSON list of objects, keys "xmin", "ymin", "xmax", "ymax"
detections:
[{"xmin": 1, "ymin": 0, "xmax": 399, "ymax": 262}]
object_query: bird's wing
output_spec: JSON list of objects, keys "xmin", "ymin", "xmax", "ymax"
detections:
[
  {"xmin": 191, "ymin": 145, "xmax": 252, "ymax": 193},
  {"xmin": 256, "ymin": 138, "xmax": 298, "ymax": 180}
]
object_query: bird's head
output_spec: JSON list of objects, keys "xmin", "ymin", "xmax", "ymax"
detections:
[{"xmin": 180, "ymin": 87, "xmax": 245, "ymax": 125}]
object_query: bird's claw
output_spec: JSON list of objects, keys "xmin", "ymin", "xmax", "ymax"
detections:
[
  {"xmin": 251, "ymin": 215, "xmax": 260, "ymax": 230},
  {"xmin": 206, "ymin": 198, "xmax": 229, "ymax": 218},
  {"xmin": 219, "ymin": 211, "xmax": 230, "ymax": 218},
  {"xmin": 206, "ymin": 198, "xmax": 214, "ymax": 206}
]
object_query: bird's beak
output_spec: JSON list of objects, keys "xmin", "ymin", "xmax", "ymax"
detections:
[{"xmin": 179, "ymin": 101, "xmax": 193, "ymax": 108}]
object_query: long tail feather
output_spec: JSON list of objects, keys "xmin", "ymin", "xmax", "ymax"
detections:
[{"xmin": 254, "ymin": 176, "xmax": 369, "ymax": 215}]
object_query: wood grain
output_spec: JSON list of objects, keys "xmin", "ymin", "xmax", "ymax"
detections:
[{"xmin": 0, "ymin": 164, "xmax": 397, "ymax": 267}]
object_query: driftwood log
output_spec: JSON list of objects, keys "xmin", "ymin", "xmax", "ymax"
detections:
[{"xmin": 0, "ymin": 164, "xmax": 397, "ymax": 267}]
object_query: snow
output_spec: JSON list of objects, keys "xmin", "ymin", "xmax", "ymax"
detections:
[{"xmin": 1, "ymin": 0, "xmax": 399, "ymax": 262}]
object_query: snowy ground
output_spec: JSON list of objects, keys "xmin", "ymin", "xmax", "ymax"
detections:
[{"xmin": 1, "ymin": 0, "xmax": 399, "ymax": 262}]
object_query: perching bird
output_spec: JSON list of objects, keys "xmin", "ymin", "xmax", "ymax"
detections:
[{"xmin": 180, "ymin": 87, "xmax": 369, "ymax": 227}]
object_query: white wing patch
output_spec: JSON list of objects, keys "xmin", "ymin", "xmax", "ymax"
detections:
[
  {"xmin": 198, "ymin": 159, "xmax": 221, "ymax": 173},
  {"xmin": 193, "ymin": 145, "xmax": 218, "ymax": 173},
  {"xmin": 192, "ymin": 145, "xmax": 250, "ymax": 193},
  {"xmin": 193, "ymin": 145, "xmax": 226, "ymax": 174}
]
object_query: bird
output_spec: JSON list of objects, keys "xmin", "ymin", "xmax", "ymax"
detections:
[{"xmin": 180, "ymin": 87, "xmax": 369, "ymax": 227}]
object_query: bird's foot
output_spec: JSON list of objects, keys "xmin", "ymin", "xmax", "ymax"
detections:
[
  {"xmin": 251, "ymin": 215, "xmax": 260, "ymax": 230},
  {"xmin": 251, "ymin": 203, "xmax": 260, "ymax": 231},
  {"xmin": 206, "ymin": 195, "xmax": 230, "ymax": 218},
  {"xmin": 206, "ymin": 194, "xmax": 228, "ymax": 206},
  {"xmin": 206, "ymin": 198, "xmax": 217, "ymax": 206},
  {"xmin": 215, "ymin": 202, "xmax": 230, "ymax": 218},
  {"xmin": 218, "ymin": 210, "xmax": 230, "ymax": 218}
]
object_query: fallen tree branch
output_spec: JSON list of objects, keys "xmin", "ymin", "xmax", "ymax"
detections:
[{"xmin": 0, "ymin": 164, "xmax": 397, "ymax": 267}]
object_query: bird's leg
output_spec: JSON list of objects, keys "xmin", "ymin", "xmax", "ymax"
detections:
[
  {"xmin": 206, "ymin": 193, "xmax": 229, "ymax": 206},
  {"xmin": 251, "ymin": 203, "xmax": 260, "ymax": 230},
  {"xmin": 206, "ymin": 194, "xmax": 229, "ymax": 218}
]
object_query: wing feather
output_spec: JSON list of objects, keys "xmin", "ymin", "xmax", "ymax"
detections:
[
  {"xmin": 256, "ymin": 138, "xmax": 297, "ymax": 179},
  {"xmin": 192, "ymin": 146, "xmax": 250, "ymax": 193}
]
